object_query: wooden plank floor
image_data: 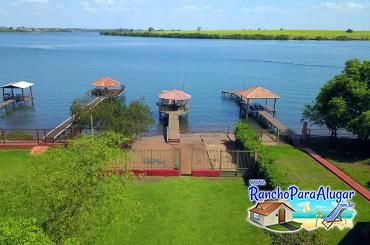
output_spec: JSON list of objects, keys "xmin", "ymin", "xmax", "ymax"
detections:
[
  {"xmin": 257, "ymin": 111, "xmax": 289, "ymax": 132},
  {"xmin": 45, "ymin": 97, "xmax": 106, "ymax": 141},
  {"xmin": 167, "ymin": 111, "xmax": 180, "ymax": 144},
  {"xmin": 0, "ymin": 99, "xmax": 15, "ymax": 109}
]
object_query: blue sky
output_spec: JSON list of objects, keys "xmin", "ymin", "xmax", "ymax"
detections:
[{"xmin": 0, "ymin": 0, "xmax": 369, "ymax": 29}]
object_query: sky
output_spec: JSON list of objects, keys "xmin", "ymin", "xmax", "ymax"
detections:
[{"xmin": 0, "ymin": 0, "xmax": 369, "ymax": 30}]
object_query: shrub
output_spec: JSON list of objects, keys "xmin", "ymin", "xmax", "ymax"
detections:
[
  {"xmin": 6, "ymin": 131, "xmax": 33, "ymax": 140},
  {"xmin": 234, "ymin": 121, "xmax": 288, "ymax": 188}
]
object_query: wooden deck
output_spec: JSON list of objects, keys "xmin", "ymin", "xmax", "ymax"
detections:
[
  {"xmin": 44, "ymin": 97, "xmax": 107, "ymax": 142},
  {"xmin": 167, "ymin": 111, "xmax": 180, "ymax": 144},
  {"xmin": 0, "ymin": 100, "xmax": 15, "ymax": 110},
  {"xmin": 222, "ymin": 89, "xmax": 242, "ymax": 99},
  {"xmin": 256, "ymin": 111, "xmax": 289, "ymax": 133}
]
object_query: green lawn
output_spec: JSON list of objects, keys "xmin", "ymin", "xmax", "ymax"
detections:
[
  {"xmin": 267, "ymin": 221, "xmax": 302, "ymax": 232},
  {"xmin": 1, "ymin": 146, "xmax": 369, "ymax": 244},
  {"xmin": 98, "ymin": 177, "xmax": 271, "ymax": 244},
  {"xmin": 266, "ymin": 145, "xmax": 370, "ymax": 244},
  {"xmin": 308, "ymin": 140, "xmax": 370, "ymax": 190},
  {"xmin": 0, "ymin": 149, "xmax": 32, "ymax": 179}
]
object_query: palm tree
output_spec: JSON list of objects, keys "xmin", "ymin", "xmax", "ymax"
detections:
[{"xmin": 315, "ymin": 209, "xmax": 324, "ymax": 227}]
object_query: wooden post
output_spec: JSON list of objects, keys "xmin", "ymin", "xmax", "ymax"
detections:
[
  {"xmin": 36, "ymin": 129, "xmax": 39, "ymax": 145},
  {"xmin": 219, "ymin": 150, "xmax": 222, "ymax": 171},
  {"xmin": 2, "ymin": 128, "xmax": 5, "ymax": 144},
  {"xmin": 30, "ymin": 86, "xmax": 34, "ymax": 106},
  {"xmin": 273, "ymin": 98, "xmax": 277, "ymax": 117},
  {"xmin": 246, "ymin": 99, "xmax": 250, "ymax": 118}
]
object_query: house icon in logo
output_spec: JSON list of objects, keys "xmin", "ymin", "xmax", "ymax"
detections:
[{"xmin": 248, "ymin": 201, "xmax": 295, "ymax": 227}]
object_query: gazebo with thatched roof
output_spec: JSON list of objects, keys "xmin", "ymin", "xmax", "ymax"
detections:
[
  {"xmin": 237, "ymin": 86, "xmax": 280, "ymax": 117},
  {"xmin": 91, "ymin": 77, "xmax": 126, "ymax": 97},
  {"xmin": 157, "ymin": 89, "xmax": 191, "ymax": 119}
]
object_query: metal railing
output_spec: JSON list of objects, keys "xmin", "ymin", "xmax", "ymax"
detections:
[
  {"xmin": 191, "ymin": 149, "xmax": 255, "ymax": 171},
  {"xmin": 125, "ymin": 149, "xmax": 181, "ymax": 170},
  {"xmin": 0, "ymin": 128, "xmax": 67, "ymax": 145}
]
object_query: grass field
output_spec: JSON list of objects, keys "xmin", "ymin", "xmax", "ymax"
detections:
[
  {"xmin": 101, "ymin": 29, "xmax": 370, "ymax": 40},
  {"xmin": 266, "ymin": 145, "xmax": 370, "ymax": 244},
  {"xmin": 162, "ymin": 30, "xmax": 370, "ymax": 38},
  {"xmin": 308, "ymin": 140, "xmax": 370, "ymax": 190},
  {"xmin": 0, "ymin": 146, "xmax": 369, "ymax": 244}
]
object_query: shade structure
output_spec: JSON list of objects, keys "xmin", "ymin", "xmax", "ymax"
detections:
[
  {"xmin": 1, "ymin": 81, "xmax": 34, "ymax": 89},
  {"xmin": 238, "ymin": 86, "xmax": 280, "ymax": 99},
  {"xmin": 91, "ymin": 77, "xmax": 120, "ymax": 87},
  {"xmin": 158, "ymin": 90, "xmax": 191, "ymax": 100}
]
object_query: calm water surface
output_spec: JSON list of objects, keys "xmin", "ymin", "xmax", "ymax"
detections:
[{"xmin": 1, "ymin": 32, "xmax": 370, "ymax": 133}]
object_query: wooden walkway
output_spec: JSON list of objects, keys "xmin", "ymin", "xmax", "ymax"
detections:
[
  {"xmin": 167, "ymin": 112, "xmax": 180, "ymax": 144},
  {"xmin": 256, "ymin": 111, "xmax": 289, "ymax": 133},
  {"xmin": 0, "ymin": 100, "xmax": 15, "ymax": 110},
  {"xmin": 44, "ymin": 97, "xmax": 106, "ymax": 142},
  {"xmin": 222, "ymin": 89, "xmax": 242, "ymax": 100},
  {"xmin": 302, "ymin": 147, "xmax": 370, "ymax": 201}
]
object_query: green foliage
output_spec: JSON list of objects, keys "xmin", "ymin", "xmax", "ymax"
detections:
[
  {"xmin": 234, "ymin": 121, "xmax": 287, "ymax": 188},
  {"xmin": 100, "ymin": 29, "xmax": 370, "ymax": 40},
  {"xmin": 0, "ymin": 218, "xmax": 53, "ymax": 244},
  {"xmin": 348, "ymin": 110, "xmax": 370, "ymax": 141},
  {"xmin": 5, "ymin": 131, "xmax": 33, "ymax": 140},
  {"xmin": 303, "ymin": 59, "xmax": 370, "ymax": 140},
  {"xmin": 269, "ymin": 229, "xmax": 326, "ymax": 245},
  {"xmin": 71, "ymin": 97, "xmax": 154, "ymax": 137},
  {"xmin": 0, "ymin": 132, "xmax": 141, "ymax": 243}
]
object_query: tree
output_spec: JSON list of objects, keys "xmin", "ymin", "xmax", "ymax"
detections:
[
  {"xmin": 148, "ymin": 27, "xmax": 155, "ymax": 32},
  {"xmin": 0, "ymin": 133, "xmax": 141, "ymax": 243},
  {"xmin": 348, "ymin": 110, "xmax": 370, "ymax": 141},
  {"xmin": 71, "ymin": 98, "xmax": 154, "ymax": 137},
  {"xmin": 346, "ymin": 29, "xmax": 354, "ymax": 33},
  {"xmin": 0, "ymin": 218, "xmax": 52, "ymax": 244},
  {"xmin": 197, "ymin": 26, "xmax": 202, "ymax": 32},
  {"xmin": 303, "ymin": 59, "xmax": 370, "ymax": 140}
]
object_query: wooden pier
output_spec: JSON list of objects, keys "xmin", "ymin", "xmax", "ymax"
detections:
[
  {"xmin": 166, "ymin": 112, "xmax": 180, "ymax": 144},
  {"xmin": 44, "ymin": 96, "xmax": 106, "ymax": 142},
  {"xmin": 0, "ymin": 100, "xmax": 16, "ymax": 110},
  {"xmin": 223, "ymin": 86, "xmax": 289, "ymax": 141}
]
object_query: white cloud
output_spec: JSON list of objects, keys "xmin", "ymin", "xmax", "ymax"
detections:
[
  {"xmin": 17, "ymin": 0, "xmax": 49, "ymax": 3},
  {"xmin": 80, "ymin": 1, "xmax": 96, "ymax": 12},
  {"xmin": 315, "ymin": 2, "xmax": 367, "ymax": 11},
  {"xmin": 176, "ymin": 4, "xmax": 221, "ymax": 14},
  {"xmin": 95, "ymin": 0, "xmax": 115, "ymax": 5}
]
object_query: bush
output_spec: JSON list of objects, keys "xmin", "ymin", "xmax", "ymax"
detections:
[
  {"xmin": 6, "ymin": 131, "xmax": 33, "ymax": 140},
  {"xmin": 234, "ymin": 121, "xmax": 288, "ymax": 188}
]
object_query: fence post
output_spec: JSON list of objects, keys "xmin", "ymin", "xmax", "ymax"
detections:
[
  {"xmin": 236, "ymin": 150, "xmax": 240, "ymax": 168},
  {"xmin": 150, "ymin": 149, "xmax": 153, "ymax": 169},
  {"xmin": 36, "ymin": 129, "xmax": 40, "ymax": 145},
  {"xmin": 254, "ymin": 150, "xmax": 258, "ymax": 164},
  {"xmin": 219, "ymin": 150, "xmax": 222, "ymax": 171},
  {"xmin": 1, "ymin": 128, "xmax": 5, "ymax": 144}
]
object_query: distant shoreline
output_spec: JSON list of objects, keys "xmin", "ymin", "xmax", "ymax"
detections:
[{"xmin": 100, "ymin": 30, "xmax": 370, "ymax": 41}]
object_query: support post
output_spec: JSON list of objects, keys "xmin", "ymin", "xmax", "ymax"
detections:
[
  {"xmin": 36, "ymin": 129, "xmax": 39, "ymax": 145},
  {"xmin": 219, "ymin": 150, "xmax": 222, "ymax": 171},
  {"xmin": 246, "ymin": 99, "xmax": 250, "ymax": 118},
  {"xmin": 273, "ymin": 98, "xmax": 277, "ymax": 117}
]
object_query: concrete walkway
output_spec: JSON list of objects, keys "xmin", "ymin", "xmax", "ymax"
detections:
[{"xmin": 302, "ymin": 147, "xmax": 370, "ymax": 202}]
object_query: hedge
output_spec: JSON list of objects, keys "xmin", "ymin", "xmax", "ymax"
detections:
[{"xmin": 234, "ymin": 121, "xmax": 288, "ymax": 188}]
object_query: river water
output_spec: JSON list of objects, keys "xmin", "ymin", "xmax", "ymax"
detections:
[{"xmin": 1, "ymin": 32, "xmax": 369, "ymax": 133}]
